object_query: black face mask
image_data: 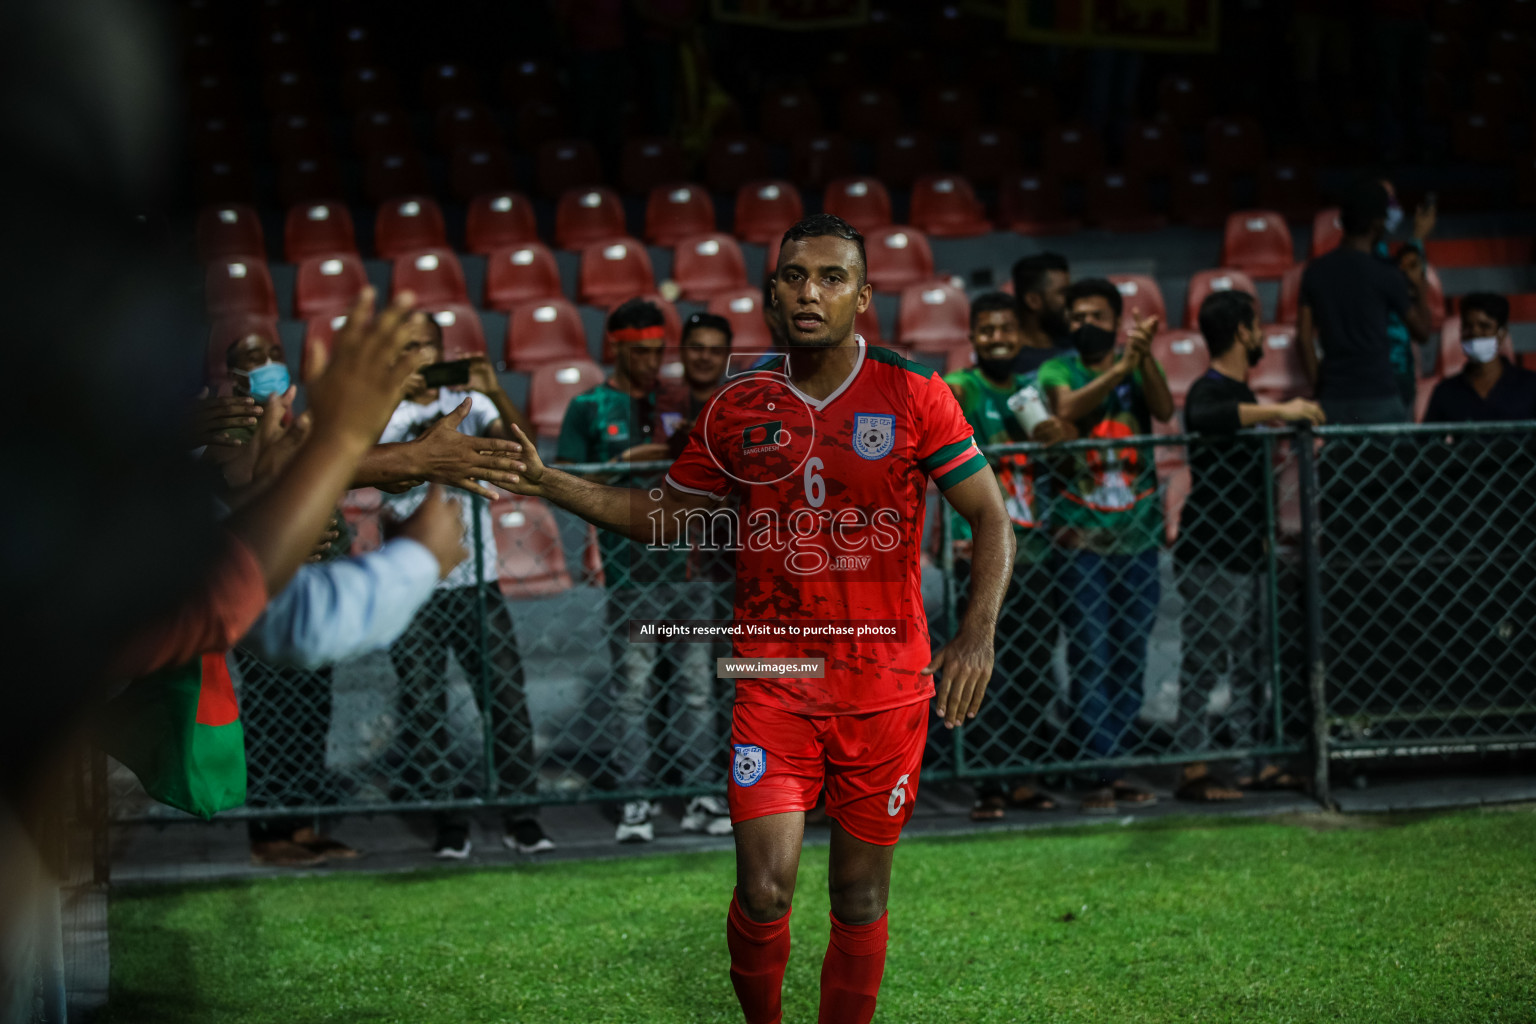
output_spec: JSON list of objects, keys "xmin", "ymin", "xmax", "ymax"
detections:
[
  {"xmin": 1071, "ymin": 324, "xmax": 1117, "ymax": 363},
  {"xmin": 1246, "ymin": 340, "xmax": 1264, "ymax": 367},
  {"xmin": 977, "ymin": 355, "xmax": 1016, "ymax": 381}
]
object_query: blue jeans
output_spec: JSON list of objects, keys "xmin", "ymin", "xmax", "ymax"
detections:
[{"xmin": 1054, "ymin": 548, "xmax": 1161, "ymax": 766}]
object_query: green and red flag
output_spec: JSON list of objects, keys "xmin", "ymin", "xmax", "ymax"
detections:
[{"xmin": 105, "ymin": 651, "xmax": 247, "ymax": 819}]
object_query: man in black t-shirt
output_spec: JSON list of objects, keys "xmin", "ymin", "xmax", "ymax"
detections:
[
  {"xmin": 1174, "ymin": 292, "xmax": 1324, "ymax": 801},
  {"xmin": 1009, "ymin": 251, "xmax": 1073, "ymax": 373},
  {"xmin": 1297, "ymin": 177, "xmax": 1433, "ymax": 424},
  {"xmin": 1423, "ymin": 293, "xmax": 1536, "ymax": 423}
]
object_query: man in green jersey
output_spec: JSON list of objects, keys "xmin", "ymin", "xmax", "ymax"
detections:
[
  {"xmin": 944, "ymin": 293, "xmax": 1069, "ymax": 820},
  {"xmin": 1038, "ymin": 278, "xmax": 1174, "ymax": 814}
]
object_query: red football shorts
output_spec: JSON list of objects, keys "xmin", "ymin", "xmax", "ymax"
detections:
[{"xmin": 727, "ymin": 700, "xmax": 928, "ymax": 846}]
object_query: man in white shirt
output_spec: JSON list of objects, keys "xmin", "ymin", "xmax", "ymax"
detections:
[{"xmin": 379, "ymin": 317, "xmax": 551, "ymax": 859}]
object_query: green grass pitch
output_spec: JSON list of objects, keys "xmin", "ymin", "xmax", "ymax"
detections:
[{"xmin": 103, "ymin": 806, "xmax": 1536, "ymax": 1023}]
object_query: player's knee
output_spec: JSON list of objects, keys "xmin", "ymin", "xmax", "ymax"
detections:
[
  {"xmin": 736, "ymin": 877, "xmax": 794, "ymax": 922},
  {"xmin": 827, "ymin": 879, "xmax": 887, "ymax": 925}
]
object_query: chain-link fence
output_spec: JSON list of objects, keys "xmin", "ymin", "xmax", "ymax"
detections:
[{"xmin": 106, "ymin": 425, "xmax": 1536, "ymax": 821}]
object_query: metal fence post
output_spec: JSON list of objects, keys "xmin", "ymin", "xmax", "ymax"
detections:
[
  {"xmin": 1263, "ymin": 433, "xmax": 1284, "ymax": 751},
  {"xmin": 1294, "ymin": 424, "xmax": 1333, "ymax": 810},
  {"xmin": 474, "ymin": 494, "xmax": 497, "ymax": 801}
]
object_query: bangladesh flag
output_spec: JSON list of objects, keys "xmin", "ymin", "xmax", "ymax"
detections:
[{"xmin": 105, "ymin": 651, "xmax": 247, "ymax": 819}]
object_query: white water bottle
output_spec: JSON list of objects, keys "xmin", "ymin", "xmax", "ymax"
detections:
[{"xmin": 1007, "ymin": 384, "xmax": 1050, "ymax": 436}]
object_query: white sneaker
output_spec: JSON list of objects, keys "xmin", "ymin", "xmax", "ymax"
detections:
[
  {"xmin": 616, "ymin": 800, "xmax": 655, "ymax": 843},
  {"xmin": 681, "ymin": 795, "xmax": 733, "ymax": 836},
  {"xmin": 502, "ymin": 818, "xmax": 555, "ymax": 855}
]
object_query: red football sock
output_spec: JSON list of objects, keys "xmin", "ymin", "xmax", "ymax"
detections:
[
  {"xmin": 727, "ymin": 890, "xmax": 792, "ymax": 1024},
  {"xmin": 818, "ymin": 910, "xmax": 889, "ymax": 1024}
]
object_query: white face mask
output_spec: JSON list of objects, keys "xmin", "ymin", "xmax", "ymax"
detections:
[{"xmin": 1462, "ymin": 336, "xmax": 1500, "ymax": 364}]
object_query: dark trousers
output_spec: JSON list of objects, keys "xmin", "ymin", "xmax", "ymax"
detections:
[
  {"xmin": 956, "ymin": 558, "xmax": 1060, "ymax": 790},
  {"xmin": 231, "ymin": 648, "xmax": 333, "ymax": 843},
  {"xmin": 1176, "ymin": 561, "xmax": 1270, "ymax": 762},
  {"xmin": 388, "ymin": 584, "xmax": 537, "ymax": 817}
]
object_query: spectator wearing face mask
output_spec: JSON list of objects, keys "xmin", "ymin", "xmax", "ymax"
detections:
[
  {"xmin": 1423, "ymin": 293, "xmax": 1536, "ymax": 423},
  {"xmin": 1038, "ymin": 278, "xmax": 1173, "ymax": 814}
]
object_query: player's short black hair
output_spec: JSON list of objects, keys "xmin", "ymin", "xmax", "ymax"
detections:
[
  {"xmin": 1197, "ymin": 289, "xmax": 1259, "ymax": 359},
  {"xmin": 1011, "ymin": 252, "xmax": 1069, "ymax": 299},
  {"xmin": 1063, "ymin": 277, "xmax": 1123, "ymax": 322},
  {"xmin": 682, "ymin": 311, "xmax": 733, "ymax": 346},
  {"xmin": 1340, "ymin": 177, "xmax": 1390, "ymax": 236},
  {"xmin": 606, "ymin": 297, "xmax": 666, "ymax": 334},
  {"xmin": 1460, "ymin": 291, "xmax": 1510, "ymax": 329},
  {"xmin": 778, "ymin": 214, "xmax": 866, "ymax": 284},
  {"xmin": 969, "ymin": 291, "xmax": 1018, "ymax": 331}
]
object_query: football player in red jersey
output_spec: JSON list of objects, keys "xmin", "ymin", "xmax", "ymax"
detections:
[{"xmin": 501, "ymin": 215, "xmax": 1013, "ymax": 1024}]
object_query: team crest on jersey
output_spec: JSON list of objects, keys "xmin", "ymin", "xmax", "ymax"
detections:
[
  {"xmin": 732, "ymin": 744, "xmax": 766, "ymax": 787},
  {"xmin": 852, "ymin": 413, "xmax": 896, "ymax": 460}
]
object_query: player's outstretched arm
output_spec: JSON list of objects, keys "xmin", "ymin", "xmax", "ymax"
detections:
[
  {"xmin": 501, "ymin": 422, "xmax": 717, "ymax": 542},
  {"xmin": 924, "ymin": 470, "xmax": 1014, "ymax": 729}
]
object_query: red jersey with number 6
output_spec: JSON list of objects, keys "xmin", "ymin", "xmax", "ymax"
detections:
[{"xmin": 665, "ymin": 336, "xmax": 985, "ymax": 715}]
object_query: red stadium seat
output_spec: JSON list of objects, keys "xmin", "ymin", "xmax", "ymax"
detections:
[
  {"xmin": 644, "ymin": 183, "xmax": 716, "ymax": 246},
  {"xmin": 1311, "ymin": 207, "xmax": 1343, "ymax": 258},
  {"xmin": 944, "ymin": 346, "xmax": 977, "ymax": 374},
  {"xmin": 1168, "ymin": 167, "xmax": 1231, "ymax": 229},
  {"xmin": 392, "ymin": 247, "xmax": 468, "ymax": 305},
  {"xmin": 1489, "ymin": 28, "xmax": 1535, "ymax": 72},
  {"xmin": 352, "ymin": 106, "xmax": 414, "ymax": 155},
  {"xmin": 421, "ymin": 61, "xmax": 479, "ymax": 107},
  {"xmin": 789, "ymin": 133, "xmax": 854, "ymax": 191},
  {"xmin": 874, "ymin": 130, "xmax": 938, "ymax": 187},
  {"xmin": 823, "ymin": 177, "xmax": 893, "ymax": 235},
  {"xmin": 759, "ymin": 88, "xmax": 821, "ymax": 144},
  {"xmin": 1184, "ymin": 269, "xmax": 1260, "ymax": 326},
  {"xmin": 340, "ymin": 65, "xmax": 397, "ymax": 112},
  {"xmin": 1157, "ymin": 74, "xmax": 1207, "ymax": 128},
  {"xmin": 284, "ymin": 201, "xmax": 357, "ymax": 262},
  {"xmin": 621, "ymin": 137, "xmax": 687, "ymax": 196},
  {"xmin": 537, "ymin": 139, "xmax": 603, "ymax": 197},
  {"xmin": 466, "ymin": 192, "xmax": 539, "ymax": 254},
  {"xmin": 1472, "ymin": 71, "xmax": 1520, "ymax": 116},
  {"xmin": 374, "ymin": 196, "xmax": 447, "ymax": 259},
  {"xmin": 733, "ymin": 180, "xmax": 803, "ymax": 245},
  {"xmin": 448, "ymin": 145, "xmax": 516, "ymax": 202},
  {"xmin": 189, "ymin": 72, "xmax": 240, "ymax": 118},
  {"xmin": 1221, "ymin": 211, "xmax": 1296, "ymax": 278},
  {"xmin": 1204, "ymin": 116, "xmax": 1266, "ymax": 174},
  {"xmin": 918, "ymin": 84, "xmax": 979, "ymax": 135},
  {"xmin": 1438, "ymin": 318, "xmax": 1465, "ymax": 377},
  {"xmin": 514, "ymin": 99, "xmax": 566, "ymax": 149},
  {"xmin": 207, "ymin": 314, "xmax": 279, "ymax": 386},
  {"xmin": 706, "ymin": 288, "xmax": 772, "ymax": 351},
  {"xmin": 1424, "ymin": 264, "xmax": 1448, "ymax": 333},
  {"xmin": 1085, "ymin": 172, "xmax": 1163, "ymax": 231},
  {"xmin": 276, "ymin": 153, "xmax": 344, "ymax": 209},
  {"xmin": 672, "ymin": 233, "xmax": 749, "ymax": 302},
  {"xmin": 840, "ymin": 88, "xmax": 903, "ymax": 141},
  {"xmin": 492, "ymin": 496, "xmax": 573, "ymax": 598},
  {"xmin": 1043, "ymin": 123, "xmax": 1104, "ymax": 179},
  {"xmin": 997, "ymin": 83, "xmax": 1059, "ymax": 132},
  {"xmin": 505, "ymin": 299, "xmax": 590, "ymax": 372},
  {"xmin": 1248, "ymin": 324, "xmax": 1310, "ymax": 401},
  {"xmin": 600, "ymin": 294, "xmax": 681, "ymax": 362},
  {"xmin": 705, "ymin": 134, "xmax": 769, "ymax": 194},
  {"xmin": 998, "ymin": 173, "xmax": 1080, "ymax": 235},
  {"xmin": 1422, "ymin": 236, "xmax": 1534, "ymax": 267},
  {"xmin": 1123, "ymin": 120, "xmax": 1180, "ymax": 176},
  {"xmin": 262, "ymin": 68, "xmax": 321, "ymax": 116},
  {"xmin": 301, "ymin": 310, "xmax": 352, "ymax": 379},
  {"xmin": 578, "ymin": 238, "xmax": 655, "ymax": 306},
  {"xmin": 864, "ymin": 225, "xmax": 935, "ymax": 293},
  {"xmin": 197, "ymin": 204, "xmax": 265, "ymax": 261},
  {"xmin": 295, "ymin": 253, "xmax": 367, "ymax": 318},
  {"xmin": 1151, "ymin": 329, "xmax": 1209, "ymax": 404},
  {"xmin": 500, "ymin": 57, "xmax": 560, "ymax": 106},
  {"xmin": 1276, "ymin": 263, "xmax": 1305, "ymax": 325},
  {"xmin": 909, "ymin": 175, "xmax": 990, "ymax": 238},
  {"xmin": 270, "ymin": 112, "xmax": 329, "ymax": 160},
  {"xmin": 1108, "ymin": 275, "xmax": 1167, "ymax": 325},
  {"xmin": 896, "ymin": 280, "xmax": 970, "ymax": 353},
  {"xmin": 1451, "ymin": 111, "xmax": 1506, "ymax": 163},
  {"xmin": 435, "ymin": 103, "xmax": 502, "ymax": 152},
  {"xmin": 958, "ymin": 126, "xmax": 1020, "ymax": 186},
  {"xmin": 205, "ymin": 257, "xmax": 277, "ymax": 318},
  {"xmin": 555, "ymin": 186, "xmax": 627, "ymax": 250},
  {"xmin": 483, "ymin": 242, "xmax": 562, "ymax": 311},
  {"xmin": 1257, "ymin": 161, "xmax": 1319, "ymax": 221},
  {"xmin": 426, "ymin": 304, "xmax": 488, "ymax": 360},
  {"xmin": 528, "ymin": 360, "xmax": 604, "ymax": 438},
  {"xmin": 362, "ymin": 149, "xmax": 431, "ymax": 205}
]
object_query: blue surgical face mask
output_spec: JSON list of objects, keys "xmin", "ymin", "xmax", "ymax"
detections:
[
  {"xmin": 246, "ymin": 360, "xmax": 290, "ymax": 401},
  {"xmin": 1384, "ymin": 202, "xmax": 1404, "ymax": 234}
]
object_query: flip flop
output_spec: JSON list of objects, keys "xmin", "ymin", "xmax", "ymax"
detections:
[
  {"xmin": 1007, "ymin": 786, "xmax": 1059, "ymax": 811},
  {"xmin": 1174, "ymin": 775, "xmax": 1243, "ymax": 802},
  {"xmin": 1111, "ymin": 781, "xmax": 1158, "ymax": 805},
  {"xmin": 970, "ymin": 795, "xmax": 1006, "ymax": 822}
]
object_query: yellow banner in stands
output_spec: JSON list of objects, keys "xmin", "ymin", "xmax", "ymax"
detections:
[{"xmin": 1004, "ymin": 0, "xmax": 1220, "ymax": 52}]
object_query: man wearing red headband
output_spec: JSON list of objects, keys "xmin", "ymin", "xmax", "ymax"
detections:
[{"xmin": 556, "ymin": 298, "xmax": 727, "ymax": 841}]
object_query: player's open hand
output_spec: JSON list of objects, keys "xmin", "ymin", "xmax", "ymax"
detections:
[
  {"xmin": 408, "ymin": 398, "xmax": 520, "ymax": 500},
  {"xmin": 922, "ymin": 625, "xmax": 995, "ymax": 729},
  {"xmin": 502, "ymin": 422, "xmax": 547, "ymax": 496}
]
